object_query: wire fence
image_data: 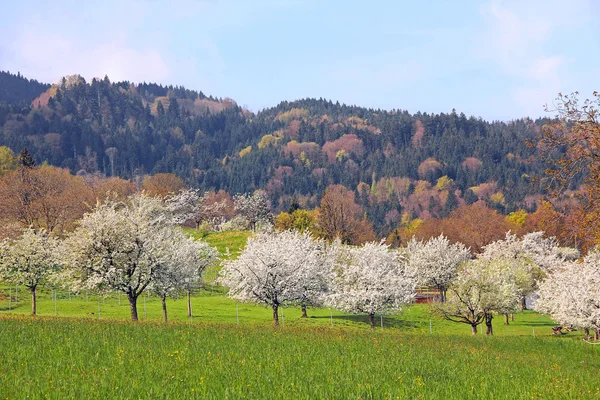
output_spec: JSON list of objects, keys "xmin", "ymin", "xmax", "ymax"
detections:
[{"xmin": 0, "ymin": 282, "xmax": 227, "ymax": 318}]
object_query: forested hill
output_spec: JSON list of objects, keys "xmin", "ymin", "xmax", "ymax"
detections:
[
  {"xmin": 0, "ymin": 72, "xmax": 557, "ymax": 233},
  {"xmin": 0, "ymin": 71, "xmax": 50, "ymax": 105}
]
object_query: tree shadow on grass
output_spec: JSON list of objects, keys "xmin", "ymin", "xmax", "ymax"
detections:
[
  {"xmin": 310, "ymin": 314, "xmax": 423, "ymax": 330},
  {"xmin": 512, "ymin": 321, "xmax": 556, "ymax": 327}
]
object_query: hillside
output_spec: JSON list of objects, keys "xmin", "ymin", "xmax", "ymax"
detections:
[
  {"xmin": 0, "ymin": 72, "xmax": 560, "ymax": 234},
  {"xmin": 0, "ymin": 71, "xmax": 50, "ymax": 105}
]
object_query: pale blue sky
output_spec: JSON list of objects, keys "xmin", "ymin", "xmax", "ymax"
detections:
[{"xmin": 1, "ymin": 0, "xmax": 598, "ymax": 120}]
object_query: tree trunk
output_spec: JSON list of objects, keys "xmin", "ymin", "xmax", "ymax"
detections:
[
  {"xmin": 31, "ymin": 286, "xmax": 37, "ymax": 316},
  {"xmin": 504, "ymin": 314, "xmax": 509, "ymax": 325},
  {"xmin": 437, "ymin": 286, "xmax": 446, "ymax": 302},
  {"xmin": 471, "ymin": 324, "xmax": 478, "ymax": 335},
  {"xmin": 128, "ymin": 294, "xmax": 139, "ymax": 322},
  {"xmin": 161, "ymin": 295, "xmax": 168, "ymax": 323},
  {"xmin": 301, "ymin": 304, "xmax": 308, "ymax": 318},
  {"xmin": 511, "ymin": 313, "xmax": 514, "ymax": 321},
  {"xmin": 520, "ymin": 296, "xmax": 527, "ymax": 311},
  {"xmin": 595, "ymin": 329, "xmax": 600, "ymax": 341},
  {"xmin": 369, "ymin": 313, "xmax": 375, "ymax": 329},
  {"xmin": 272, "ymin": 304, "xmax": 279, "ymax": 327},
  {"xmin": 585, "ymin": 328, "xmax": 590, "ymax": 339},
  {"xmin": 485, "ymin": 314, "xmax": 493, "ymax": 335},
  {"xmin": 187, "ymin": 290, "xmax": 192, "ymax": 317}
]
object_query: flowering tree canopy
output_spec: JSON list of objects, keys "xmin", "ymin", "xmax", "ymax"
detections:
[
  {"xmin": 233, "ymin": 190, "xmax": 273, "ymax": 232},
  {"xmin": 219, "ymin": 230, "xmax": 330, "ymax": 326},
  {"xmin": 0, "ymin": 227, "xmax": 61, "ymax": 315},
  {"xmin": 63, "ymin": 193, "xmax": 197, "ymax": 321},
  {"xmin": 149, "ymin": 229, "xmax": 218, "ymax": 323},
  {"xmin": 407, "ymin": 235, "xmax": 470, "ymax": 301},
  {"xmin": 536, "ymin": 251, "xmax": 600, "ymax": 339},
  {"xmin": 327, "ymin": 241, "xmax": 416, "ymax": 329},
  {"xmin": 436, "ymin": 258, "xmax": 521, "ymax": 335}
]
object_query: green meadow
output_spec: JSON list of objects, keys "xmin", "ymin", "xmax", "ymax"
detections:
[{"xmin": 0, "ymin": 230, "xmax": 598, "ymax": 399}]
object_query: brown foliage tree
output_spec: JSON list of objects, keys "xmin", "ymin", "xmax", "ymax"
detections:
[
  {"xmin": 413, "ymin": 203, "xmax": 510, "ymax": 254},
  {"xmin": 0, "ymin": 165, "xmax": 91, "ymax": 233},
  {"xmin": 142, "ymin": 173, "xmax": 186, "ymax": 197},
  {"xmin": 532, "ymin": 91, "xmax": 600, "ymax": 250},
  {"xmin": 316, "ymin": 184, "xmax": 371, "ymax": 244},
  {"xmin": 83, "ymin": 174, "xmax": 137, "ymax": 202}
]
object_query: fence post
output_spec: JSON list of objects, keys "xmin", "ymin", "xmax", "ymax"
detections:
[
  {"xmin": 8, "ymin": 288, "xmax": 11, "ymax": 311},
  {"xmin": 381, "ymin": 315, "xmax": 384, "ymax": 330},
  {"xmin": 330, "ymin": 309, "xmax": 333, "ymax": 328},
  {"xmin": 54, "ymin": 289, "xmax": 57, "ymax": 316},
  {"xmin": 236, "ymin": 304, "xmax": 239, "ymax": 325}
]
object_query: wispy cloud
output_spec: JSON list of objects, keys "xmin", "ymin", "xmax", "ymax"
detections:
[
  {"xmin": 478, "ymin": 0, "xmax": 592, "ymax": 117},
  {"xmin": 3, "ymin": 16, "xmax": 170, "ymax": 84}
]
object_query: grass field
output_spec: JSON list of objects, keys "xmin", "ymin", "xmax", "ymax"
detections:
[
  {"xmin": 1, "ymin": 230, "xmax": 599, "ymax": 399},
  {"xmin": 1, "ymin": 312, "xmax": 598, "ymax": 399},
  {"xmin": 183, "ymin": 229, "xmax": 252, "ymax": 283}
]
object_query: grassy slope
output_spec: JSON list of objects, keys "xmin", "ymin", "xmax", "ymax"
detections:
[{"xmin": 183, "ymin": 229, "xmax": 252, "ymax": 283}]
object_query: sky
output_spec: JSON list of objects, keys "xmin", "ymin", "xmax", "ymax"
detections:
[{"xmin": 0, "ymin": 0, "xmax": 598, "ymax": 121}]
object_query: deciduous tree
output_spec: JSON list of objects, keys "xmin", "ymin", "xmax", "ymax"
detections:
[
  {"xmin": 219, "ymin": 231, "xmax": 330, "ymax": 326},
  {"xmin": 233, "ymin": 190, "xmax": 272, "ymax": 232},
  {"xmin": 407, "ymin": 235, "xmax": 470, "ymax": 302},
  {"xmin": 317, "ymin": 185, "xmax": 364, "ymax": 244},
  {"xmin": 327, "ymin": 242, "xmax": 415, "ymax": 329},
  {"xmin": 63, "ymin": 194, "xmax": 184, "ymax": 321},
  {"xmin": 536, "ymin": 251, "xmax": 600, "ymax": 340},
  {"xmin": 0, "ymin": 228, "xmax": 61, "ymax": 315}
]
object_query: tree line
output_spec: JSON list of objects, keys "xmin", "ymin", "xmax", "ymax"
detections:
[{"xmin": 0, "ymin": 71, "xmax": 561, "ymax": 236}]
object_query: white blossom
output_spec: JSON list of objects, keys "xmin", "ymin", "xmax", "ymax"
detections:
[
  {"xmin": 0, "ymin": 227, "xmax": 61, "ymax": 315},
  {"xmin": 536, "ymin": 251, "xmax": 600, "ymax": 337},
  {"xmin": 233, "ymin": 190, "xmax": 273, "ymax": 232},
  {"xmin": 407, "ymin": 235, "xmax": 470, "ymax": 301},
  {"xmin": 327, "ymin": 241, "xmax": 416, "ymax": 328},
  {"xmin": 437, "ymin": 258, "xmax": 521, "ymax": 335},
  {"xmin": 62, "ymin": 193, "xmax": 187, "ymax": 321},
  {"xmin": 149, "ymin": 229, "xmax": 218, "ymax": 322},
  {"xmin": 219, "ymin": 230, "xmax": 329, "ymax": 326}
]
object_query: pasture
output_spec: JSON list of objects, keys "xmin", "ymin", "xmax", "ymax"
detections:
[
  {"xmin": 1, "ymin": 230, "xmax": 598, "ymax": 399},
  {"xmin": 0, "ymin": 311, "xmax": 598, "ymax": 399}
]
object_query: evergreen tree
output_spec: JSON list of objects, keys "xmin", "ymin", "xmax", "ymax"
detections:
[{"xmin": 18, "ymin": 147, "xmax": 35, "ymax": 168}]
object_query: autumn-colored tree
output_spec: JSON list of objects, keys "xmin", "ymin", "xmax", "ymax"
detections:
[
  {"xmin": 142, "ymin": 173, "xmax": 186, "ymax": 197},
  {"xmin": 0, "ymin": 165, "xmax": 92, "ymax": 233},
  {"xmin": 532, "ymin": 91, "xmax": 600, "ymax": 249},
  {"xmin": 522, "ymin": 201, "xmax": 562, "ymax": 238},
  {"xmin": 0, "ymin": 146, "xmax": 17, "ymax": 176},
  {"xmin": 317, "ymin": 185, "xmax": 368, "ymax": 244},
  {"xmin": 83, "ymin": 174, "xmax": 137, "ymax": 202},
  {"xmin": 414, "ymin": 203, "xmax": 510, "ymax": 254},
  {"xmin": 194, "ymin": 190, "xmax": 235, "ymax": 229},
  {"xmin": 274, "ymin": 209, "xmax": 317, "ymax": 233}
]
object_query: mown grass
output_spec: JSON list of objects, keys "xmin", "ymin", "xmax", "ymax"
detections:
[
  {"xmin": 0, "ymin": 286, "xmax": 564, "ymax": 337},
  {"xmin": 0, "ymin": 314, "xmax": 598, "ymax": 399}
]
